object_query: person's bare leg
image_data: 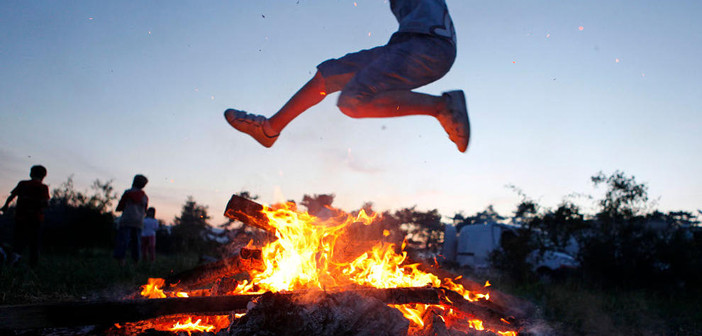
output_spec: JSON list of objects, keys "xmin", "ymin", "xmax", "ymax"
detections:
[
  {"xmin": 224, "ymin": 71, "xmax": 328, "ymax": 147},
  {"xmin": 268, "ymin": 71, "xmax": 328, "ymax": 134},
  {"xmin": 337, "ymin": 90, "xmax": 445, "ymax": 119},
  {"xmin": 338, "ymin": 89, "xmax": 470, "ymax": 152}
]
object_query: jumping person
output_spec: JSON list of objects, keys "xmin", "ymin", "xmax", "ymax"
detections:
[{"xmin": 225, "ymin": 0, "xmax": 470, "ymax": 152}]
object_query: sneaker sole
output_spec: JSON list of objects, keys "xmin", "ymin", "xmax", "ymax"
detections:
[{"xmin": 446, "ymin": 90, "xmax": 470, "ymax": 153}]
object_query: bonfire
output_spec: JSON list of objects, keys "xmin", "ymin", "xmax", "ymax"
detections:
[
  {"xmin": 117, "ymin": 195, "xmax": 529, "ymax": 335},
  {"xmin": 0, "ymin": 195, "xmax": 532, "ymax": 335}
]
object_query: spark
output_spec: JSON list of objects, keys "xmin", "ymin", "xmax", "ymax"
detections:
[
  {"xmin": 368, "ymin": 32, "xmax": 372, "ymax": 37},
  {"xmin": 546, "ymin": 33, "xmax": 550, "ymax": 38},
  {"xmin": 88, "ymin": 17, "xmax": 94, "ymax": 20},
  {"xmin": 211, "ymin": 96, "xmax": 215, "ymax": 100},
  {"xmin": 578, "ymin": 26, "xmax": 584, "ymax": 31},
  {"xmin": 354, "ymin": 2, "xmax": 357, "ymax": 7}
]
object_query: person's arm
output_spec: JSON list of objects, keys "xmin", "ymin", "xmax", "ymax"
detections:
[
  {"xmin": 0, "ymin": 185, "xmax": 19, "ymax": 213},
  {"xmin": 1, "ymin": 194, "xmax": 16, "ymax": 213},
  {"xmin": 115, "ymin": 192, "xmax": 128, "ymax": 212}
]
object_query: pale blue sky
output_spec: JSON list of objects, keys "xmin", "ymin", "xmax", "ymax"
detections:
[{"xmin": 1, "ymin": 0, "xmax": 700, "ymax": 224}]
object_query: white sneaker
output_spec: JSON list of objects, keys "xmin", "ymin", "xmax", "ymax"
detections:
[
  {"xmin": 224, "ymin": 109, "xmax": 279, "ymax": 148},
  {"xmin": 438, "ymin": 90, "xmax": 470, "ymax": 153}
]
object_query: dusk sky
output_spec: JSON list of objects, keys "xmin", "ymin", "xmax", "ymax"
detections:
[{"xmin": 1, "ymin": 0, "xmax": 700, "ymax": 224}]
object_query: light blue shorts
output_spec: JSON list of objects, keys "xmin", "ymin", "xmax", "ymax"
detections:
[{"xmin": 317, "ymin": 33, "xmax": 456, "ymax": 105}]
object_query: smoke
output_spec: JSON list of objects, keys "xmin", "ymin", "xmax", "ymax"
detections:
[{"xmin": 521, "ymin": 319, "xmax": 556, "ymax": 336}]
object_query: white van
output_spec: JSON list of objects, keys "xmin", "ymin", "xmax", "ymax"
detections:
[{"xmin": 442, "ymin": 222, "xmax": 578, "ymax": 274}]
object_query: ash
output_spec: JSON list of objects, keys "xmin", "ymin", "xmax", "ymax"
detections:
[{"xmin": 229, "ymin": 291, "xmax": 409, "ymax": 336}]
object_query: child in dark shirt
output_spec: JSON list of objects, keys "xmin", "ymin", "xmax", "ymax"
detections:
[
  {"xmin": 114, "ymin": 174, "xmax": 149, "ymax": 266},
  {"xmin": 1, "ymin": 165, "xmax": 50, "ymax": 267}
]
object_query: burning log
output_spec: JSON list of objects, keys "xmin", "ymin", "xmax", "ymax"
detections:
[
  {"xmin": 414, "ymin": 260, "xmax": 534, "ymax": 321},
  {"xmin": 0, "ymin": 296, "xmax": 250, "ymax": 330},
  {"xmin": 0, "ymin": 287, "xmax": 441, "ymax": 330},
  {"xmin": 438, "ymin": 289, "xmax": 519, "ymax": 331},
  {"xmin": 161, "ymin": 247, "xmax": 263, "ymax": 291},
  {"xmin": 224, "ymin": 194, "xmax": 277, "ymax": 234}
]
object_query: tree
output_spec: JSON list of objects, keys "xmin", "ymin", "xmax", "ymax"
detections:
[
  {"xmin": 50, "ymin": 176, "xmax": 117, "ymax": 211},
  {"xmin": 171, "ymin": 196, "xmax": 213, "ymax": 253},
  {"xmin": 539, "ymin": 201, "xmax": 585, "ymax": 250},
  {"xmin": 579, "ymin": 171, "xmax": 657, "ymax": 286},
  {"xmin": 591, "ymin": 170, "xmax": 649, "ymax": 221},
  {"xmin": 393, "ymin": 207, "xmax": 444, "ymax": 253},
  {"xmin": 40, "ymin": 176, "xmax": 118, "ymax": 251},
  {"xmin": 489, "ymin": 198, "xmax": 539, "ymax": 281},
  {"xmin": 454, "ymin": 205, "xmax": 505, "ymax": 233},
  {"xmin": 301, "ymin": 193, "xmax": 336, "ymax": 218}
]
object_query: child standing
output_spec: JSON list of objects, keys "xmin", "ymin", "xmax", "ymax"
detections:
[
  {"xmin": 1, "ymin": 165, "xmax": 50, "ymax": 267},
  {"xmin": 225, "ymin": 0, "xmax": 470, "ymax": 152},
  {"xmin": 141, "ymin": 207, "xmax": 158, "ymax": 263},
  {"xmin": 114, "ymin": 174, "xmax": 148, "ymax": 265}
]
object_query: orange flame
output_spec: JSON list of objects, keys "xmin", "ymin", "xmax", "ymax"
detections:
[
  {"xmin": 138, "ymin": 203, "xmax": 517, "ymax": 335},
  {"xmin": 140, "ymin": 278, "xmax": 167, "ymax": 298},
  {"xmin": 170, "ymin": 317, "xmax": 214, "ymax": 334}
]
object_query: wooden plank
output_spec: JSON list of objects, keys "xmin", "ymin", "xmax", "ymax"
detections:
[
  {"xmin": 0, "ymin": 287, "xmax": 441, "ymax": 330},
  {"xmin": 0, "ymin": 295, "xmax": 255, "ymax": 330}
]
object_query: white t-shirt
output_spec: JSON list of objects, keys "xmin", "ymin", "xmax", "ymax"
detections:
[{"xmin": 141, "ymin": 217, "xmax": 159, "ymax": 237}]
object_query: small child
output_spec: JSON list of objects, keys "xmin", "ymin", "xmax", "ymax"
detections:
[
  {"xmin": 225, "ymin": 0, "xmax": 470, "ymax": 152},
  {"xmin": 1, "ymin": 165, "xmax": 50, "ymax": 267},
  {"xmin": 141, "ymin": 207, "xmax": 159, "ymax": 263},
  {"xmin": 114, "ymin": 174, "xmax": 149, "ymax": 265}
]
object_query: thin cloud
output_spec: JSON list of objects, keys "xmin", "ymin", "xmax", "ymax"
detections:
[{"xmin": 343, "ymin": 148, "xmax": 384, "ymax": 174}]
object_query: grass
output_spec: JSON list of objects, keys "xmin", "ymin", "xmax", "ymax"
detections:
[
  {"xmin": 0, "ymin": 249, "xmax": 200, "ymax": 305},
  {"xmin": 486, "ymin": 274, "xmax": 702, "ymax": 336},
  {"xmin": 3, "ymin": 253, "xmax": 702, "ymax": 336}
]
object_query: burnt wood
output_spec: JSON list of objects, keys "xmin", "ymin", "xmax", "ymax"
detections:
[
  {"xmin": 438, "ymin": 289, "xmax": 519, "ymax": 331},
  {"xmin": 0, "ymin": 287, "xmax": 441, "ymax": 330},
  {"xmin": 223, "ymin": 194, "xmax": 277, "ymax": 234},
  {"xmin": 162, "ymin": 248, "xmax": 263, "ymax": 289}
]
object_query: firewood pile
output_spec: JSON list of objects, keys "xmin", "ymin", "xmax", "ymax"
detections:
[{"xmin": 0, "ymin": 195, "xmax": 538, "ymax": 336}]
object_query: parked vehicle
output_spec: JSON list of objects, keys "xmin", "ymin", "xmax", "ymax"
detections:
[{"xmin": 442, "ymin": 222, "xmax": 578, "ymax": 273}]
